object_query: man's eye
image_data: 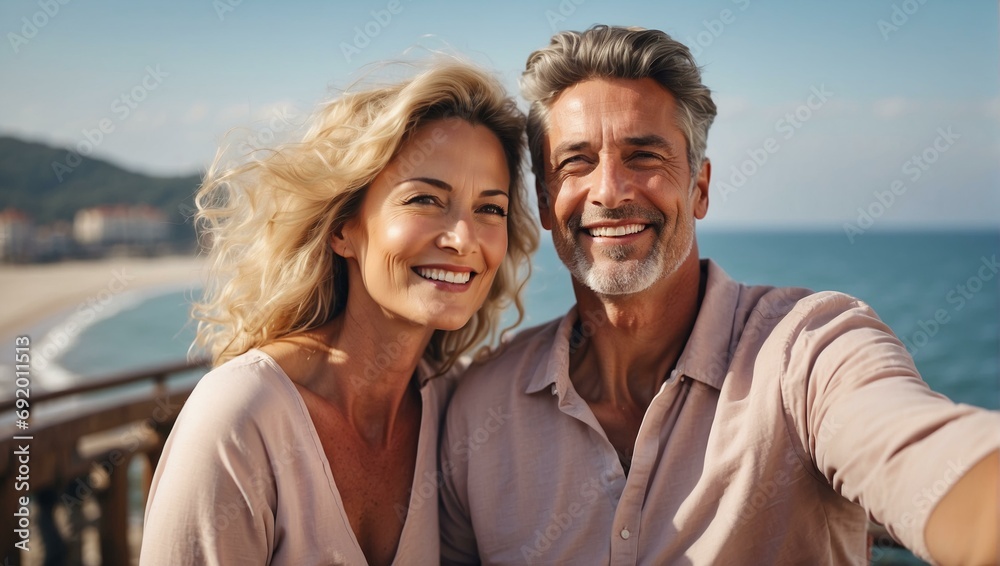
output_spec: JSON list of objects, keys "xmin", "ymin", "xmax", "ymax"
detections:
[
  {"xmin": 631, "ymin": 151, "xmax": 663, "ymax": 161},
  {"xmin": 478, "ymin": 204, "xmax": 508, "ymax": 217},
  {"xmin": 558, "ymin": 155, "xmax": 589, "ymax": 169}
]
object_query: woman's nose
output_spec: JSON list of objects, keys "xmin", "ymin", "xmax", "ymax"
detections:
[{"xmin": 436, "ymin": 215, "xmax": 475, "ymax": 255}]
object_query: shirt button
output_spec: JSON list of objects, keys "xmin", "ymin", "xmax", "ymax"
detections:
[{"xmin": 620, "ymin": 528, "xmax": 631, "ymax": 540}]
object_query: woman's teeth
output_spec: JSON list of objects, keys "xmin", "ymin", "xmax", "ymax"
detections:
[{"xmin": 416, "ymin": 268, "xmax": 471, "ymax": 284}]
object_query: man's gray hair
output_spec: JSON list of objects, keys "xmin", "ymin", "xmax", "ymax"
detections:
[{"xmin": 521, "ymin": 25, "xmax": 718, "ymax": 191}]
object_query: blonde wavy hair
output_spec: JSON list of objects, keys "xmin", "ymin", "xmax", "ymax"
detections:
[{"xmin": 192, "ymin": 61, "xmax": 538, "ymax": 371}]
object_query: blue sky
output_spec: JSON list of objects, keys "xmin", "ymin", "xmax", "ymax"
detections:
[{"xmin": 1, "ymin": 0, "xmax": 997, "ymax": 229}]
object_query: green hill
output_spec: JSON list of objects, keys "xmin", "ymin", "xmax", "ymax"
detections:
[{"xmin": 0, "ymin": 136, "xmax": 202, "ymax": 243}]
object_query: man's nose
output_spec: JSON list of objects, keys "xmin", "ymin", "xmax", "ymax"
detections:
[{"xmin": 590, "ymin": 158, "xmax": 634, "ymax": 209}]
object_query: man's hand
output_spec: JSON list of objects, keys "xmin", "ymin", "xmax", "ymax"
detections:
[{"xmin": 925, "ymin": 450, "xmax": 998, "ymax": 565}]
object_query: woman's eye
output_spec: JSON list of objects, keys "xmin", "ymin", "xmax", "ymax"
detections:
[
  {"xmin": 478, "ymin": 204, "xmax": 508, "ymax": 217},
  {"xmin": 405, "ymin": 194, "xmax": 440, "ymax": 206}
]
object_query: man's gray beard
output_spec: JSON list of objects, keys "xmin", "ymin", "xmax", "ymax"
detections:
[
  {"xmin": 562, "ymin": 221, "xmax": 695, "ymax": 296},
  {"xmin": 568, "ymin": 240, "xmax": 663, "ymax": 296}
]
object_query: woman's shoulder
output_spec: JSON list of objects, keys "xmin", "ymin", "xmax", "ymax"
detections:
[{"xmin": 175, "ymin": 349, "xmax": 306, "ymax": 438}]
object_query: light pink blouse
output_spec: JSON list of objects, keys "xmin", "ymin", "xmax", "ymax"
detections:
[{"xmin": 141, "ymin": 349, "xmax": 452, "ymax": 565}]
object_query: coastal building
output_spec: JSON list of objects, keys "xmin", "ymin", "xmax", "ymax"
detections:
[
  {"xmin": 73, "ymin": 205, "xmax": 170, "ymax": 250},
  {"xmin": 0, "ymin": 208, "xmax": 34, "ymax": 261},
  {"xmin": 33, "ymin": 221, "xmax": 74, "ymax": 261}
]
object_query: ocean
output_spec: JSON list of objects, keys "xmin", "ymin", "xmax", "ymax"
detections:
[{"xmin": 29, "ymin": 230, "xmax": 1000, "ymax": 410}]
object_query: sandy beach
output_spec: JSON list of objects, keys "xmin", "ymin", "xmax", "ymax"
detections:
[{"xmin": 0, "ymin": 255, "xmax": 207, "ymax": 340}]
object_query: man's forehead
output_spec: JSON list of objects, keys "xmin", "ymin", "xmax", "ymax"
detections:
[
  {"xmin": 545, "ymin": 78, "xmax": 682, "ymax": 149},
  {"xmin": 553, "ymin": 77, "xmax": 674, "ymax": 107}
]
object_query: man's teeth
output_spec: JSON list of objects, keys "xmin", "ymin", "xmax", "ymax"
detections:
[
  {"xmin": 588, "ymin": 224, "xmax": 645, "ymax": 237},
  {"xmin": 416, "ymin": 268, "xmax": 471, "ymax": 284}
]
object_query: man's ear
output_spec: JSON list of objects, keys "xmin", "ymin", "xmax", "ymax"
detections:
[
  {"xmin": 536, "ymin": 178, "xmax": 553, "ymax": 231},
  {"xmin": 693, "ymin": 158, "xmax": 710, "ymax": 220}
]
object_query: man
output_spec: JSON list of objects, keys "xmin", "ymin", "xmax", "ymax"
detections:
[{"xmin": 439, "ymin": 26, "xmax": 999, "ymax": 565}]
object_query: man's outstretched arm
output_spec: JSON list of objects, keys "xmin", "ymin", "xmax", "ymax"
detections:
[
  {"xmin": 925, "ymin": 450, "xmax": 998, "ymax": 565},
  {"xmin": 776, "ymin": 292, "xmax": 1000, "ymax": 563}
]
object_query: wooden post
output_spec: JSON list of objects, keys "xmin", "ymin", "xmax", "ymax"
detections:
[
  {"xmin": 98, "ymin": 461, "xmax": 131, "ymax": 566},
  {"xmin": 36, "ymin": 487, "xmax": 70, "ymax": 566}
]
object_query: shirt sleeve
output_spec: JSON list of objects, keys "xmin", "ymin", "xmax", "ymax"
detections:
[
  {"xmin": 439, "ymin": 388, "xmax": 482, "ymax": 566},
  {"xmin": 776, "ymin": 292, "xmax": 1000, "ymax": 562},
  {"xmin": 140, "ymin": 367, "xmax": 277, "ymax": 565}
]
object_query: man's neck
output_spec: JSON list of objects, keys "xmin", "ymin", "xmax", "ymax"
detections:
[{"xmin": 569, "ymin": 252, "xmax": 705, "ymax": 411}]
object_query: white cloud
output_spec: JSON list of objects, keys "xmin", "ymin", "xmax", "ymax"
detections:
[
  {"xmin": 215, "ymin": 102, "xmax": 251, "ymax": 126},
  {"xmin": 873, "ymin": 96, "xmax": 920, "ymax": 119},
  {"xmin": 985, "ymin": 97, "xmax": 1000, "ymax": 121},
  {"xmin": 251, "ymin": 99, "xmax": 300, "ymax": 121},
  {"xmin": 714, "ymin": 94, "xmax": 752, "ymax": 119},
  {"xmin": 182, "ymin": 101, "xmax": 210, "ymax": 124}
]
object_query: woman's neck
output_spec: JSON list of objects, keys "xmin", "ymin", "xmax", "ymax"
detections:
[{"xmin": 264, "ymin": 303, "xmax": 433, "ymax": 446}]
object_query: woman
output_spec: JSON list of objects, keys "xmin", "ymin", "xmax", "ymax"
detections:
[{"xmin": 140, "ymin": 61, "xmax": 537, "ymax": 565}]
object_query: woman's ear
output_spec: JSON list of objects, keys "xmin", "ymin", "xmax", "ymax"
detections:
[{"xmin": 331, "ymin": 222, "xmax": 355, "ymax": 258}]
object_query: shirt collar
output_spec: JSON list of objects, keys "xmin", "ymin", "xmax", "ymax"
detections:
[
  {"xmin": 416, "ymin": 357, "xmax": 442, "ymax": 387},
  {"xmin": 524, "ymin": 305, "xmax": 578, "ymax": 395},
  {"xmin": 673, "ymin": 259, "xmax": 741, "ymax": 390},
  {"xmin": 524, "ymin": 259, "xmax": 742, "ymax": 394}
]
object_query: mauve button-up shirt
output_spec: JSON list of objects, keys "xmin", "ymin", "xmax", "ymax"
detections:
[{"xmin": 440, "ymin": 259, "xmax": 1000, "ymax": 565}]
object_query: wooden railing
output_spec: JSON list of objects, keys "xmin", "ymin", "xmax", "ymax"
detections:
[
  {"xmin": 0, "ymin": 358, "xmax": 910, "ymax": 565},
  {"xmin": 0, "ymin": 359, "xmax": 209, "ymax": 565}
]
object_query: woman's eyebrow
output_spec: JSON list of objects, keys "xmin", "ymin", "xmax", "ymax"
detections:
[
  {"xmin": 402, "ymin": 177, "xmax": 452, "ymax": 191},
  {"xmin": 403, "ymin": 178, "xmax": 508, "ymax": 198},
  {"xmin": 480, "ymin": 189, "xmax": 509, "ymax": 199}
]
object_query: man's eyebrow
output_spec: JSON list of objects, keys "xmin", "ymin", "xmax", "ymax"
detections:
[
  {"xmin": 623, "ymin": 134, "xmax": 676, "ymax": 152},
  {"xmin": 551, "ymin": 141, "xmax": 590, "ymax": 157}
]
